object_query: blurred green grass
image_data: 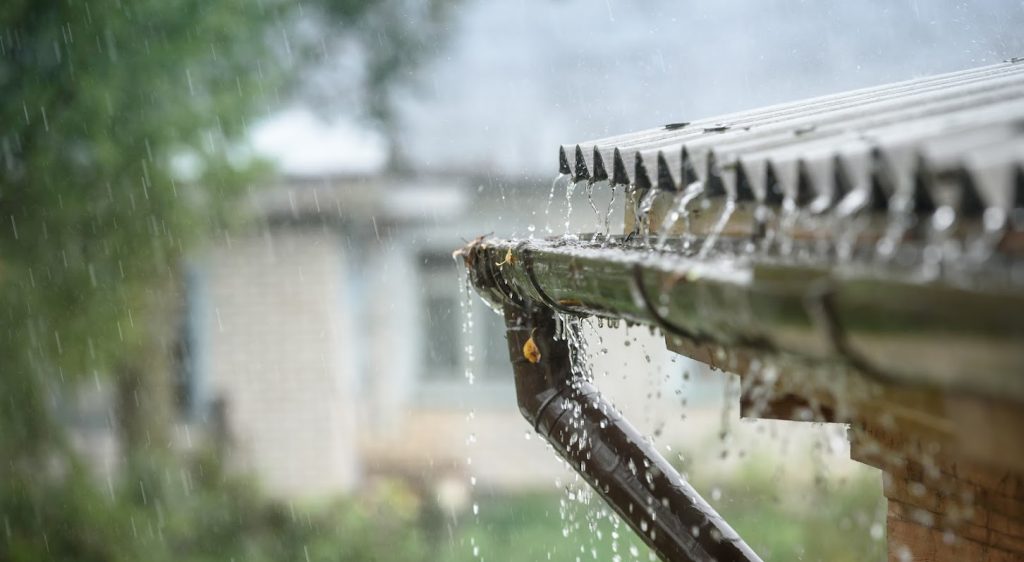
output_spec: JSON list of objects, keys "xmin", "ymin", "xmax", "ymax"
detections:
[{"xmin": 439, "ymin": 457, "xmax": 885, "ymax": 562}]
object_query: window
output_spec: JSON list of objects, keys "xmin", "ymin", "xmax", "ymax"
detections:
[
  {"xmin": 174, "ymin": 266, "xmax": 207, "ymax": 421},
  {"xmin": 422, "ymin": 291, "xmax": 460, "ymax": 372},
  {"xmin": 418, "ymin": 252, "xmax": 512, "ymax": 403}
]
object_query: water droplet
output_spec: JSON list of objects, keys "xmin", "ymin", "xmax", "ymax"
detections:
[{"xmin": 870, "ymin": 522, "xmax": 884, "ymax": 540}]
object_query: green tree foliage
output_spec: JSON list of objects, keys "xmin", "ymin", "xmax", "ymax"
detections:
[{"xmin": 0, "ymin": 0, "xmax": 454, "ymax": 559}]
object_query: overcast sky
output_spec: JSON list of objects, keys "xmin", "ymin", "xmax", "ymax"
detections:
[{"xmin": 254, "ymin": 0, "xmax": 1024, "ymax": 177}]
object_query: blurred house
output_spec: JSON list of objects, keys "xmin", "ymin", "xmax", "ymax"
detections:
[
  {"xmin": 176, "ymin": 174, "xmax": 729, "ymax": 502},
  {"xmin": 178, "ymin": 175, "xmax": 563, "ymax": 500}
]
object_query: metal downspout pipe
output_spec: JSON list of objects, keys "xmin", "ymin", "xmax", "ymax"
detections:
[{"xmin": 459, "ymin": 240, "xmax": 761, "ymax": 561}]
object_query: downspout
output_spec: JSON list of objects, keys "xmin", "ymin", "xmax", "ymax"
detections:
[{"xmin": 459, "ymin": 242, "xmax": 762, "ymax": 562}]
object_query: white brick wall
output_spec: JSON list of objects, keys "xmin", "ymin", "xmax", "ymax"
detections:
[{"xmin": 200, "ymin": 227, "xmax": 359, "ymax": 498}]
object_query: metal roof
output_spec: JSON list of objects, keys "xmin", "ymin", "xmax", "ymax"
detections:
[{"xmin": 560, "ymin": 60, "xmax": 1024, "ymax": 216}]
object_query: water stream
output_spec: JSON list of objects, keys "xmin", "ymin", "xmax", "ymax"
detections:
[
  {"xmin": 696, "ymin": 199, "xmax": 736, "ymax": 260},
  {"xmin": 565, "ymin": 179, "xmax": 580, "ymax": 237},
  {"xmin": 454, "ymin": 256, "xmax": 484, "ymax": 561},
  {"xmin": 546, "ymin": 173, "xmax": 570, "ymax": 235},
  {"xmin": 655, "ymin": 181, "xmax": 704, "ymax": 251}
]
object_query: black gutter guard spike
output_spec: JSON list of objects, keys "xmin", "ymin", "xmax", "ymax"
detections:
[
  {"xmin": 869, "ymin": 177, "xmax": 890, "ymax": 213},
  {"xmin": 734, "ymin": 165, "xmax": 757, "ymax": 203},
  {"xmin": 703, "ymin": 152, "xmax": 728, "ymax": 199},
  {"xmin": 956, "ymin": 171, "xmax": 987, "ymax": 218},
  {"xmin": 681, "ymin": 147, "xmax": 699, "ymax": 187},
  {"xmin": 592, "ymin": 147, "xmax": 610, "ymax": 183},
  {"xmin": 657, "ymin": 152, "xmax": 680, "ymax": 192},
  {"xmin": 794, "ymin": 161, "xmax": 817, "ymax": 207},
  {"xmin": 575, "ymin": 145, "xmax": 591, "ymax": 181},
  {"xmin": 613, "ymin": 148, "xmax": 631, "ymax": 186},
  {"xmin": 866, "ymin": 149, "xmax": 893, "ymax": 213},
  {"xmin": 559, "ymin": 146, "xmax": 573, "ymax": 176},
  {"xmin": 504, "ymin": 301, "xmax": 762, "ymax": 562},
  {"xmin": 764, "ymin": 164, "xmax": 786, "ymax": 206},
  {"xmin": 635, "ymin": 153, "xmax": 654, "ymax": 191},
  {"xmin": 832, "ymin": 155, "xmax": 852, "ymax": 203},
  {"xmin": 912, "ymin": 172, "xmax": 938, "ymax": 215}
]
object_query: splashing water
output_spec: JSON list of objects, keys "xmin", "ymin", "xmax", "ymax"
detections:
[
  {"xmin": 546, "ymin": 173, "xmax": 569, "ymax": 235},
  {"xmin": 454, "ymin": 254, "xmax": 484, "ymax": 560},
  {"xmin": 875, "ymin": 191, "xmax": 915, "ymax": 261},
  {"xmin": 632, "ymin": 187, "xmax": 662, "ymax": 246},
  {"xmin": 587, "ymin": 180, "xmax": 606, "ymax": 240},
  {"xmin": 603, "ymin": 184, "xmax": 618, "ymax": 243},
  {"xmin": 696, "ymin": 199, "xmax": 736, "ymax": 259},
  {"xmin": 966, "ymin": 207, "xmax": 1008, "ymax": 265},
  {"xmin": 655, "ymin": 181, "xmax": 704, "ymax": 251},
  {"xmin": 565, "ymin": 179, "xmax": 580, "ymax": 236}
]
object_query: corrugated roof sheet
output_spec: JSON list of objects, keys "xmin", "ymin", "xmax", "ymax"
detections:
[{"xmin": 560, "ymin": 60, "xmax": 1024, "ymax": 216}]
